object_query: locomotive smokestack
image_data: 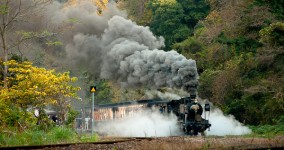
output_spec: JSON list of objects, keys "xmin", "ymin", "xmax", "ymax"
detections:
[{"xmin": 190, "ymin": 91, "xmax": 197, "ymax": 99}]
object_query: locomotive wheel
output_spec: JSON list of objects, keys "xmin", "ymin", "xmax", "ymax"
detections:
[
  {"xmin": 186, "ymin": 126, "xmax": 193, "ymax": 136},
  {"xmin": 193, "ymin": 129, "xmax": 198, "ymax": 135}
]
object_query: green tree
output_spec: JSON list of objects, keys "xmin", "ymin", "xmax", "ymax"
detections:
[
  {"xmin": 77, "ymin": 71, "xmax": 114, "ymax": 105},
  {"xmin": 148, "ymin": 0, "xmax": 210, "ymax": 50},
  {"xmin": 260, "ymin": 22, "xmax": 284, "ymax": 46},
  {"xmin": 148, "ymin": 0, "xmax": 190, "ymax": 50},
  {"xmin": 176, "ymin": 0, "xmax": 210, "ymax": 28},
  {"xmin": 255, "ymin": 0, "xmax": 284, "ymax": 19}
]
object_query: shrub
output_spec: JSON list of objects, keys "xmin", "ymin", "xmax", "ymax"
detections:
[
  {"xmin": 250, "ymin": 116, "xmax": 284, "ymax": 136},
  {"xmin": 47, "ymin": 127, "xmax": 77, "ymax": 143},
  {"xmin": 0, "ymin": 126, "xmax": 80, "ymax": 147}
]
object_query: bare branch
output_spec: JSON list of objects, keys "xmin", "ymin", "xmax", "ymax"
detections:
[
  {"xmin": 4, "ymin": 0, "xmax": 22, "ymax": 30},
  {"xmin": 1, "ymin": 0, "xmax": 9, "ymax": 32},
  {"xmin": 7, "ymin": 34, "xmax": 36, "ymax": 50}
]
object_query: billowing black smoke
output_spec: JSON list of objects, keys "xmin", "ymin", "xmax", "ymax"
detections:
[
  {"xmin": 13, "ymin": 0, "xmax": 199, "ymax": 93},
  {"xmin": 101, "ymin": 16, "xmax": 198, "ymax": 92},
  {"xmin": 55, "ymin": 3, "xmax": 199, "ymax": 93}
]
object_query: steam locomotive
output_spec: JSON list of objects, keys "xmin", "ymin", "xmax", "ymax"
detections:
[
  {"xmin": 93, "ymin": 94, "xmax": 211, "ymax": 136},
  {"xmin": 166, "ymin": 94, "xmax": 211, "ymax": 135}
]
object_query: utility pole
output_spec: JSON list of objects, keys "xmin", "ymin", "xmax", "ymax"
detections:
[{"xmin": 90, "ymin": 86, "xmax": 96, "ymax": 136}]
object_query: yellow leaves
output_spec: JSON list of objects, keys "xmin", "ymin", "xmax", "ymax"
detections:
[
  {"xmin": 2, "ymin": 60, "xmax": 80, "ymax": 108},
  {"xmin": 156, "ymin": 0, "xmax": 177, "ymax": 5},
  {"xmin": 71, "ymin": 77, "xmax": 78, "ymax": 82},
  {"xmin": 0, "ymin": 88, "xmax": 10, "ymax": 101},
  {"xmin": 260, "ymin": 22, "xmax": 284, "ymax": 37},
  {"xmin": 94, "ymin": 0, "xmax": 109, "ymax": 14},
  {"xmin": 259, "ymin": 22, "xmax": 284, "ymax": 45},
  {"xmin": 50, "ymin": 99, "xmax": 57, "ymax": 105}
]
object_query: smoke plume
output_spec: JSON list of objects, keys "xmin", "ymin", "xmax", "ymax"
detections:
[
  {"xmin": 145, "ymin": 88, "xmax": 189, "ymax": 100},
  {"xmin": 3, "ymin": 0, "xmax": 198, "ymax": 93},
  {"xmin": 43, "ymin": 1, "xmax": 199, "ymax": 93}
]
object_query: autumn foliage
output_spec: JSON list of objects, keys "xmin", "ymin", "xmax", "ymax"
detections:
[{"xmin": 0, "ymin": 60, "xmax": 80, "ymax": 129}]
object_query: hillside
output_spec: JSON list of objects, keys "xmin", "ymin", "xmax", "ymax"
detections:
[{"xmin": 120, "ymin": 0, "xmax": 284, "ymax": 125}]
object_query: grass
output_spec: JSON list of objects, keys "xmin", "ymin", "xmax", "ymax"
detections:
[
  {"xmin": 0, "ymin": 126, "xmax": 98, "ymax": 147},
  {"xmin": 249, "ymin": 124, "xmax": 284, "ymax": 137},
  {"xmin": 244, "ymin": 121, "xmax": 284, "ymax": 138},
  {"xmin": 80, "ymin": 134, "xmax": 99, "ymax": 142}
]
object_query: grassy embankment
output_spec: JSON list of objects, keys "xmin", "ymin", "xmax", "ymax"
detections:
[
  {"xmin": 1, "ymin": 122, "xmax": 283, "ymax": 147},
  {"xmin": 0, "ymin": 116, "xmax": 284, "ymax": 147},
  {"xmin": 247, "ymin": 117, "xmax": 284, "ymax": 137},
  {"xmin": 0, "ymin": 126, "xmax": 98, "ymax": 147},
  {"xmin": 249, "ymin": 124, "xmax": 284, "ymax": 137}
]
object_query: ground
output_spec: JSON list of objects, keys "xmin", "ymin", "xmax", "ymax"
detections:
[{"xmin": 45, "ymin": 136, "xmax": 284, "ymax": 150}]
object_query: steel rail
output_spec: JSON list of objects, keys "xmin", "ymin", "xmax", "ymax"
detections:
[{"xmin": 0, "ymin": 137, "xmax": 153, "ymax": 150}]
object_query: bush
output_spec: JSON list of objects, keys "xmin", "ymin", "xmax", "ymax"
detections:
[
  {"xmin": 47, "ymin": 127, "xmax": 77, "ymax": 143},
  {"xmin": 0, "ymin": 126, "xmax": 80, "ymax": 147},
  {"xmin": 249, "ymin": 116, "xmax": 284, "ymax": 136},
  {"xmin": 65, "ymin": 108, "xmax": 79, "ymax": 127}
]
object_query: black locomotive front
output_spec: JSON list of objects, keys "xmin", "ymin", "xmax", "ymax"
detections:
[
  {"xmin": 184, "ymin": 97, "xmax": 211, "ymax": 135},
  {"xmin": 167, "ymin": 95, "xmax": 211, "ymax": 135}
]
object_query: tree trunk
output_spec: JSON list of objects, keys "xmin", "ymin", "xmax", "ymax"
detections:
[
  {"xmin": 1, "ymin": 0, "xmax": 9, "ymax": 88},
  {"xmin": 3, "ymin": 48, "xmax": 8, "ymax": 88},
  {"xmin": 1, "ymin": 30, "xmax": 8, "ymax": 88}
]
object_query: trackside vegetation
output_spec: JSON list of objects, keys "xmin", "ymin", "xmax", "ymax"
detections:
[
  {"xmin": 0, "ymin": 127, "xmax": 98, "ymax": 147},
  {"xmin": 249, "ymin": 116, "xmax": 284, "ymax": 137},
  {"xmin": 0, "ymin": 60, "xmax": 81, "ymax": 129}
]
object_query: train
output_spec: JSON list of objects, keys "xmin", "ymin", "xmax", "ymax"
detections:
[{"xmin": 93, "ymin": 93, "xmax": 211, "ymax": 136}]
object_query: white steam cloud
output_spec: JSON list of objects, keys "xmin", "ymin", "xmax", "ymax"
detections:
[
  {"xmin": 95, "ymin": 109, "xmax": 182, "ymax": 137},
  {"xmin": 95, "ymin": 106, "xmax": 251, "ymax": 137},
  {"xmin": 205, "ymin": 108, "xmax": 252, "ymax": 136}
]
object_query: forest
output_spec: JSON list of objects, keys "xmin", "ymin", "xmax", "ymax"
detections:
[
  {"xmin": 120, "ymin": 0, "xmax": 284, "ymax": 126},
  {"xmin": 0, "ymin": 0, "xmax": 283, "ymax": 134}
]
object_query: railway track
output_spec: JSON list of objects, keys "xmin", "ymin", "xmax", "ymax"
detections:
[
  {"xmin": 1, "ymin": 136, "xmax": 283, "ymax": 150},
  {"xmin": 0, "ymin": 137, "xmax": 153, "ymax": 150}
]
